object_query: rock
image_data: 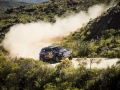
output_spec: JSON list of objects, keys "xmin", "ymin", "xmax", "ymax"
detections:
[{"xmin": 84, "ymin": 2, "xmax": 120, "ymax": 40}]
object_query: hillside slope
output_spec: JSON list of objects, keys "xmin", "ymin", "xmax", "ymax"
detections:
[
  {"xmin": 59, "ymin": 2, "xmax": 120, "ymax": 57},
  {"xmin": 0, "ymin": 1, "xmax": 28, "ymax": 12},
  {"xmin": 0, "ymin": 1, "xmax": 120, "ymax": 90},
  {"xmin": 0, "ymin": 0, "xmax": 120, "ymax": 58},
  {"xmin": 65, "ymin": 2, "xmax": 120, "ymax": 42},
  {"xmin": 0, "ymin": 0, "xmax": 116, "ymax": 42},
  {"xmin": 84, "ymin": 2, "xmax": 120, "ymax": 40},
  {"xmin": 13, "ymin": 0, "xmax": 49, "ymax": 3}
]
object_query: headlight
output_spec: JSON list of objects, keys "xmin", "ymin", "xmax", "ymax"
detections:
[{"xmin": 59, "ymin": 53, "xmax": 62, "ymax": 55}]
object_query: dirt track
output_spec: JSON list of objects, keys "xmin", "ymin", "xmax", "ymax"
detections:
[{"xmin": 51, "ymin": 58, "xmax": 119, "ymax": 69}]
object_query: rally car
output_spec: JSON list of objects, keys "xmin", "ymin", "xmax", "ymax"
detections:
[{"xmin": 39, "ymin": 45, "xmax": 72, "ymax": 62}]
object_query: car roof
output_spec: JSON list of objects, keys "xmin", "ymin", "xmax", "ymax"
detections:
[
  {"xmin": 42, "ymin": 45, "xmax": 60, "ymax": 49},
  {"xmin": 49, "ymin": 45, "xmax": 60, "ymax": 48}
]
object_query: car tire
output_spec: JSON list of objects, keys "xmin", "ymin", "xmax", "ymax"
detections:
[
  {"xmin": 40, "ymin": 57, "xmax": 45, "ymax": 62},
  {"xmin": 68, "ymin": 55, "xmax": 72, "ymax": 60},
  {"xmin": 55, "ymin": 56, "xmax": 60, "ymax": 62}
]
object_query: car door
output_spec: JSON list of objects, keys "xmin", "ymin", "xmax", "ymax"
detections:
[{"xmin": 45, "ymin": 48, "xmax": 54, "ymax": 59}]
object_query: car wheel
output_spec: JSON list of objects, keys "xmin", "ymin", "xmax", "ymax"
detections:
[
  {"xmin": 55, "ymin": 56, "xmax": 60, "ymax": 62},
  {"xmin": 68, "ymin": 55, "xmax": 72, "ymax": 60},
  {"xmin": 40, "ymin": 57, "xmax": 45, "ymax": 62}
]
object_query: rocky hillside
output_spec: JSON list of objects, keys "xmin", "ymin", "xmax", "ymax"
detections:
[
  {"xmin": 68, "ymin": 2, "xmax": 120, "ymax": 41},
  {"xmin": 0, "ymin": 1, "xmax": 120, "ymax": 90},
  {"xmin": 13, "ymin": 0, "xmax": 49, "ymax": 3},
  {"xmin": 0, "ymin": 0, "xmax": 120, "ymax": 57},
  {"xmin": 59, "ymin": 2, "xmax": 120, "ymax": 57},
  {"xmin": 84, "ymin": 2, "xmax": 120, "ymax": 40},
  {"xmin": 0, "ymin": 0, "xmax": 29, "ymax": 12},
  {"xmin": 0, "ymin": 0, "xmax": 117, "ymax": 42}
]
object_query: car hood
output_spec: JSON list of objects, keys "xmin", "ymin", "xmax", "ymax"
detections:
[{"xmin": 59, "ymin": 49, "xmax": 69, "ymax": 53}]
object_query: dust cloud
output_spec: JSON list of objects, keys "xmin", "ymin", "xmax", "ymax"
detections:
[{"xmin": 2, "ymin": 4, "xmax": 107, "ymax": 60}]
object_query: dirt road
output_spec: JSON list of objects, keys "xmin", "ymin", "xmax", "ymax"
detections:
[{"xmin": 51, "ymin": 58, "xmax": 119, "ymax": 69}]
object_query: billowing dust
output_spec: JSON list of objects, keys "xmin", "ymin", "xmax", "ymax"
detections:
[{"xmin": 2, "ymin": 5, "xmax": 107, "ymax": 60}]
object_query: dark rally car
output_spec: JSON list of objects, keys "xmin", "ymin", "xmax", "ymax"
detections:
[{"xmin": 39, "ymin": 45, "xmax": 72, "ymax": 62}]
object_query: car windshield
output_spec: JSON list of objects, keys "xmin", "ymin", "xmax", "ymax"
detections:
[
  {"xmin": 45, "ymin": 48, "xmax": 52, "ymax": 52},
  {"xmin": 52, "ymin": 46, "xmax": 63, "ymax": 51}
]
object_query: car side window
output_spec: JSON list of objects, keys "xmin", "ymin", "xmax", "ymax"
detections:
[
  {"xmin": 45, "ymin": 48, "xmax": 52, "ymax": 52},
  {"xmin": 41, "ymin": 49, "xmax": 45, "ymax": 53}
]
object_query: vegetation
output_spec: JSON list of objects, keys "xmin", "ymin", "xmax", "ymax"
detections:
[
  {"xmin": 0, "ymin": 51, "xmax": 120, "ymax": 90},
  {"xmin": 0, "ymin": 1, "xmax": 29, "ymax": 12},
  {"xmin": 0, "ymin": 0, "xmax": 119, "ymax": 42},
  {"xmin": 14, "ymin": 0, "xmax": 48, "ymax": 4},
  {"xmin": 59, "ymin": 29, "xmax": 120, "ymax": 58},
  {"xmin": 0, "ymin": 0, "xmax": 119, "ymax": 58},
  {"xmin": 0, "ymin": 0, "xmax": 120, "ymax": 90},
  {"xmin": 55, "ymin": 1, "xmax": 120, "ymax": 58}
]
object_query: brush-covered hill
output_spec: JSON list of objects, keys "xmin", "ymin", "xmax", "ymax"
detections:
[
  {"xmin": 0, "ymin": 0, "xmax": 29, "ymax": 12},
  {"xmin": 0, "ymin": 1, "xmax": 120, "ymax": 90},
  {"xmin": 68, "ymin": 2, "xmax": 120, "ymax": 41},
  {"xmin": 0, "ymin": 0, "xmax": 119, "ymax": 42},
  {"xmin": 0, "ymin": 0, "xmax": 120, "ymax": 58},
  {"xmin": 59, "ymin": 2, "xmax": 120, "ymax": 58},
  {"xmin": 84, "ymin": 2, "xmax": 120, "ymax": 40},
  {"xmin": 13, "ymin": 0, "xmax": 49, "ymax": 3}
]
